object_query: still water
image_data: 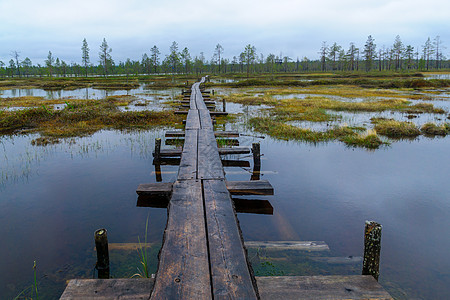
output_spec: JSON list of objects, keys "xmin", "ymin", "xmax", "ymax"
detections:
[
  {"xmin": 1, "ymin": 126, "xmax": 449, "ymax": 299},
  {"xmin": 1, "ymin": 84, "xmax": 450, "ymax": 298}
]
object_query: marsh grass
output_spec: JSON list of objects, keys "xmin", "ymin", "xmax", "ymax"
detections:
[
  {"xmin": 372, "ymin": 119, "xmax": 421, "ymax": 138},
  {"xmin": 0, "ymin": 99, "xmax": 184, "ymax": 137},
  {"xmin": 248, "ymin": 117, "xmax": 386, "ymax": 149},
  {"xmin": 421, "ymin": 123, "xmax": 450, "ymax": 136},
  {"xmin": 13, "ymin": 261, "xmax": 38, "ymax": 300},
  {"xmin": 132, "ymin": 215, "xmax": 150, "ymax": 278}
]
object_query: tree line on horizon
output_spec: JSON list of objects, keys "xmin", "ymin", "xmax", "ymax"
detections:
[{"xmin": 1, "ymin": 35, "xmax": 448, "ymax": 78}]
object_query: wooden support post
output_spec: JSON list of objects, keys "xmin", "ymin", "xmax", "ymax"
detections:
[
  {"xmin": 212, "ymin": 89, "xmax": 215, "ymax": 95},
  {"xmin": 94, "ymin": 228, "xmax": 109, "ymax": 279},
  {"xmin": 252, "ymin": 143, "xmax": 261, "ymax": 167},
  {"xmin": 154, "ymin": 138, "xmax": 161, "ymax": 160},
  {"xmin": 222, "ymin": 98, "xmax": 226, "ymax": 112},
  {"xmin": 362, "ymin": 221, "xmax": 382, "ymax": 281},
  {"xmin": 251, "ymin": 143, "xmax": 261, "ymax": 181}
]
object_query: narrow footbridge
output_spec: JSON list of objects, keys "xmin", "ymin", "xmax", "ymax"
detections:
[{"xmin": 61, "ymin": 77, "xmax": 393, "ymax": 299}]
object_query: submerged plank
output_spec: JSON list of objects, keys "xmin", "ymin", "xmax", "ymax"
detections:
[
  {"xmin": 245, "ymin": 241, "xmax": 330, "ymax": 251},
  {"xmin": 226, "ymin": 180, "xmax": 274, "ymax": 195},
  {"xmin": 150, "ymin": 180, "xmax": 211, "ymax": 299},
  {"xmin": 256, "ymin": 275, "xmax": 393, "ymax": 300},
  {"xmin": 60, "ymin": 279, "xmax": 153, "ymax": 300}
]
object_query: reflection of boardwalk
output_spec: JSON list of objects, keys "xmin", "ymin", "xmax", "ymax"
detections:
[{"xmin": 60, "ymin": 78, "xmax": 393, "ymax": 299}]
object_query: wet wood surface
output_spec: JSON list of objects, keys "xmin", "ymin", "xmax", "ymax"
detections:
[
  {"xmin": 226, "ymin": 180, "xmax": 274, "ymax": 195},
  {"xmin": 150, "ymin": 79, "xmax": 258, "ymax": 299},
  {"xmin": 256, "ymin": 275, "xmax": 393, "ymax": 299}
]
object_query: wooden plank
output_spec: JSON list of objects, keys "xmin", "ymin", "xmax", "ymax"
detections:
[
  {"xmin": 233, "ymin": 199, "xmax": 273, "ymax": 215},
  {"xmin": 226, "ymin": 180, "xmax": 274, "ymax": 195},
  {"xmin": 199, "ymin": 109, "xmax": 214, "ymax": 130},
  {"xmin": 197, "ymin": 129, "xmax": 224, "ymax": 180},
  {"xmin": 256, "ymin": 275, "xmax": 393, "ymax": 300},
  {"xmin": 245, "ymin": 241, "xmax": 330, "ymax": 251},
  {"xmin": 219, "ymin": 146, "xmax": 251, "ymax": 155},
  {"xmin": 154, "ymin": 148, "xmax": 182, "ymax": 157},
  {"xmin": 222, "ymin": 160, "xmax": 250, "ymax": 167},
  {"xmin": 210, "ymin": 111, "xmax": 228, "ymax": 116},
  {"xmin": 157, "ymin": 147, "xmax": 250, "ymax": 157},
  {"xmin": 136, "ymin": 182, "xmax": 173, "ymax": 196},
  {"xmin": 165, "ymin": 130, "xmax": 239, "ymax": 138},
  {"xmin": 184, "ymin": 110, "xmax": 200, "ymax": 130},
  {"xmin": 60, "ymin": 279, "xmax": 153, "ymax": 300},
  {"xmin": 174, "ymin": 110, "xmax": 189, "ymax": 114},
  {"xmin": 150, "ymin": 180, "xmax": 211, "ymax": 299},
  {"xmin": 178, "ymin": 130, "xmax": 198, "ymax": 180},
  {"xmin": 203, "ymin": 179, "xmax": 258, "ymax": 299},
  {"xmin": 310, "ymin": 256, "xmax": 363, "ymax": 264}
]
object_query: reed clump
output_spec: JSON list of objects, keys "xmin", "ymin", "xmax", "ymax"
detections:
[
  {"xmin": 421, "ymin": 123, "xmax": 449, "ymax": 136},
  {"xmin": 372, "ymin": 119, "xmax": 421, "ymax": 138}
]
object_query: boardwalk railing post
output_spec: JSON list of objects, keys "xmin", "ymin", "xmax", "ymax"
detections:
[
  {"xmin": 94, "ymin": 228, "xmax": 110, "ymax": 279},
  {"xmin": 222, "ymin": 98, "xmax": 226, "ymax": 112},
  {"xmin": 362, "ymin": 221, "xmax": 382, "ymax": 281}
]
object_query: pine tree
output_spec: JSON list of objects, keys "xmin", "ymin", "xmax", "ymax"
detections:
[
  {"xmin": 81, "ymin": 38, "xmax": 90, "ymax": 77},
  {"xmin": 363, "ymin": 35, "xmax": 376, "ymax": 71},
  {"xmin": 99, "ymin": 38, "xmax": 113, "ymax": 77}
]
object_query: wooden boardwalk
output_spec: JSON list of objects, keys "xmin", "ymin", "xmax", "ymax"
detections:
[
  {"xmin": 60, "ymin": 77, "xmax": 392, "ymax": 299},
  {"xmin": 150, "ymin": 78, "xmax": 258, "ymax": 299}
]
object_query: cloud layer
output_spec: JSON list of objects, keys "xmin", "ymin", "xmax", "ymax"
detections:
[{"xmin": 1, "ymin": 0, "xmax": 449, "ymax": 64}]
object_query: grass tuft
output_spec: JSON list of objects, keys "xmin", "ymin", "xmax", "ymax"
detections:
[{"xmin": 372, "ymin": 119, "xmax": 421, "ymax": 138}]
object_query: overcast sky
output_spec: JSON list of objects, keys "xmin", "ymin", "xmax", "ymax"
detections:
[{"xmin": 1, "ymin": 0, "xmax": 449, "ymax": 65}]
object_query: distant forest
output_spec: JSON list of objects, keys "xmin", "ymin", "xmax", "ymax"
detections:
[{"xmin": 1, "ymin": 35, "xmax": 448, "ymax": 78}]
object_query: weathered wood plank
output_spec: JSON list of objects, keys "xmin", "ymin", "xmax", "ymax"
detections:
[
  {"xmin": 197, "ymin": 129, "xmax": 224, "ymax": 180},
  {"xmin": 256, "ymin": 275, "xmax": 393, "ymax": 300},
  {"xmin": 199, "ymin": 109, "xmax": 213, "ymax": 129},
  {"xmin": 153, "ymin": 148, "xmax": 182, "ymax": 157},
  {"xmin": 203, "ymin": 179, "xmax": 258, "ymax": 299},
  {"xmin": 156, "ymin": 147, "xmax": 250, "ymax": 157},
  {"xmin": 226, "ymin": 180, "xmax": 274, "ymax": 195},
  {"xmin": 177, "ymin": 130, "xmax": 198, "ymax": 180},
  {"xmin": 60, "ymin": 279, "xmax": 153, "ymax": 300},
  {"xmin": 222, "ymin": 160, "xmax": 250, "ymax": 167},
  {"xmin": 150, "ymin": 180, "xmax": 211, "ymax": 299},
  {"xmin": 210, "ymin": 111, "xmax": 228, "ymax": 116},
  {"xmin": 165, "ymin": 130, "xmax": 239, "ymax": 138},
  {"xmin": 136, "ymin": 182, "xmax": 173, "ymax": 196},
  {"xmin": 218, "ymin": 146, "xmax": 251, "ymax": 155},
  {"xmin": 184, "ymin": 110, "xmax": 200, "ymax": 130},
  {"xmin": 233, "ymin": 199, "xmax": 273, "ymax": 215},
  {"xmin": 245, "ymin": 241, "xmax": 330, "ymax": 251}
]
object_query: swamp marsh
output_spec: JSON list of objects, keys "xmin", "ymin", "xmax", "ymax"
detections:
[{"xmin": 1, "ymin": 73, "xmax": 449, "ymax": 299}]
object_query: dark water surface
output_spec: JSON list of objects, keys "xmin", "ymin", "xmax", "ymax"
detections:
[{"xmin": 1, "ymin": 104, "xmax": 450, "ymax": 298}]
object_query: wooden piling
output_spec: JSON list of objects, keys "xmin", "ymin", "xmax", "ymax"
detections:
[
  {"xmin": 362, "ymin": 221, "xmax": 382, "ymax": 281},
  {"xmin": 154, "ymin": 138, "xmax": 161, "ymax": 160},
  {"xmin": 222, "ymin": 98, "xmax": 226, "ymax": 112},
  {"xmin": 252, "ymin": 143, "xmax": 261, "ymax": 167},
  {"xmin": 94, "ymin": 228, "xmax": 110, "ymax": 279}
]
